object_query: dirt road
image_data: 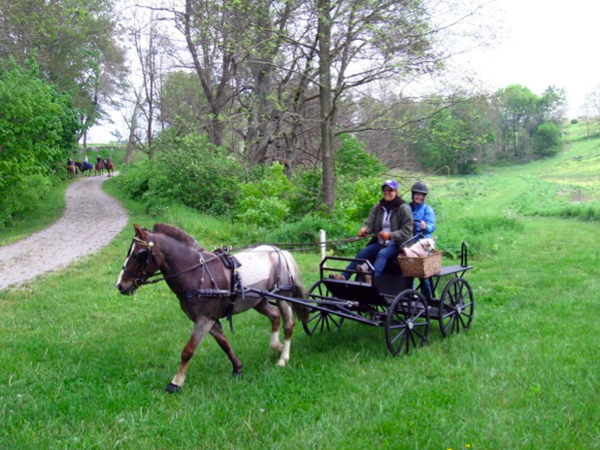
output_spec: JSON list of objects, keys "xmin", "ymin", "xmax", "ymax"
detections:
[{"xmin": 0, "ymin": 175, "xmax": 128, "ymax": 291}]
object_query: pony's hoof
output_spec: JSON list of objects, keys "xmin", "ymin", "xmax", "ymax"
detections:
[
  {"xmin": 276, "ymin": 359, "xmax": 288, "ymax": 367},
  {"xmin": 232, "ymin": 370, "xmax": 243, "ymax": 377},
  {"xmin": 165, "ymin": 383, "xmax": 181, "ymax": 394}
]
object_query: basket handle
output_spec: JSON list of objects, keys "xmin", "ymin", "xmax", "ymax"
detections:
[{"xmin": 460, "ymin": 242, "xmax": 468, "ymax": 267}]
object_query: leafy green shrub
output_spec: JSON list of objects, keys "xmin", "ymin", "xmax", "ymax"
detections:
[
  {"xmin": 236, "ymin": 163, "xmax": 292, "ymax": 226},
  {"xmin": 0, "ymin": 175, "xmax": 52, "ymax": 229},
  {"xmin": 336, "ymin": 134, "xmax": 386, "ymax": 178},
  {"xmin": 533, "ymin": 122, "xmax": 562, "ymax": 156},
  {"xmin": 0, "ymin": 58, "xmax": 78, "ymax": 227},
  {"xmin": 288, "ymin": 169, "xmax": 321, "ymax": 220},
  {"xmin": 117, "ymin": 133, "xmax": 243, "ymax": 216},
  {"xmin": 115, "ymin": 159, "xmax": 152, "ymax": 198}
]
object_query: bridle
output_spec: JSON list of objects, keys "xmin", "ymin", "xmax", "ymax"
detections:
[{"xmin": 121, "ymin": 235, "xmax": 160, "ymax": 289}]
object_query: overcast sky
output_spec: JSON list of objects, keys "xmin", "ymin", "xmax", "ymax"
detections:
[
  {"xmin": 460, "ymin": 0, "xmax": 599, "ymax": 117},
  {"xmin": 88, "ymin": 0, "xmax": 599, "ymax": 143}
]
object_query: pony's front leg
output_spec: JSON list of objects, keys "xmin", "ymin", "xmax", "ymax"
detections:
[
  {"xmin": 209, "ymin": 321, "xmax": 243, "ymax": 376},
  {"xmin": 167, "ymin": 316, "xmax": 215, "ymax": 393}
]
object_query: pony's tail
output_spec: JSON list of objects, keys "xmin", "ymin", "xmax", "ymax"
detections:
[{"xmin": 291, "ymin": 279, "xmax": 309, "ymax": 323}]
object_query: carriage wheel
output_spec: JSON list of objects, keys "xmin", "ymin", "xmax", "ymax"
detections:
[
  {"xmin": 439, "ymin": 277, "xmax": 474, "ymax": 337},
  {"xmin": 385, "ymin": 290, "xmax": 430, "ymax": 356},
  {"xmin": 302, "ymin": 280, "xmax": 345, "ymax": 336}
]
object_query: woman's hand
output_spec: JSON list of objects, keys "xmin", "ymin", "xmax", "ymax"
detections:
[
  {"xmin": 379, "ymin": 231, "xmax": 391, "ymax": 241},
  {"xmin": 358, "ymin": 227, "xmax": 368, "ymax": 237}
]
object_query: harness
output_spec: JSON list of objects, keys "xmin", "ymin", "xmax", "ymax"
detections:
[{"xmin": 123, "ymin": 237, "xmax": 245, "ymax": 332}]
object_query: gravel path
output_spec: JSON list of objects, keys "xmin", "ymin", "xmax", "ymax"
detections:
[{"xmin": 0, "ymin": 175, "xmax": 128, "ymax": 291}]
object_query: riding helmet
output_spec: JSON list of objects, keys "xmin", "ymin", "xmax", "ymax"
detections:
[{"xmin": 411, "ymin": 181, "xmax": 428, "ymax": 195}]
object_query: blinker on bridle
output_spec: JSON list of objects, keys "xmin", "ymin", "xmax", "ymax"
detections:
[{"xmin": 122, "ymin": 235, "xmax": 156, "ymax": 287}]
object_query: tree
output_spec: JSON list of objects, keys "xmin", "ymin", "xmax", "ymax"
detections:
[
  {"xmin": 583, "ymin": 85, "xmax": 600, "ymax": 135},
  {"xmin": 0, "ymin": 0, "xmax": 128, "ymax": 141},
  {"xmin": 410, "ymin": 95, "xmax": 495, "ymax": 174},
  {"xmin": 139, "ymin": 0, "xmax": 496, "ymax": 212},
  {"xmin": 493, "ymin": 85, "xmax": 539, "ymax": 159}
]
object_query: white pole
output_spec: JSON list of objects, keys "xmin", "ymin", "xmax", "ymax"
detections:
[{"xmin": 319, "ymin": 229, "xmax": 327, "ymax": 265}]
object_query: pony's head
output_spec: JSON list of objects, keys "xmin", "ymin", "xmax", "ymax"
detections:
[{"xmin": 116, "ymin": 224, "xmax": 161, "ymax": 295}]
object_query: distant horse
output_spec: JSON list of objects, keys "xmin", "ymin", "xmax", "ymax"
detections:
[
  {"xmin": 74, "ymin": 161, "xmax": 94, "ymax": 176},
  {"xmin": 68, "ymin": 163, "xmax": 77, "ymax": 179},
  {"xmin": 104, "ymin": 159, "xmax": 114, "ymax": 177},
  {"xmin": 116, "ymin": 223, "xmax": 308, "ymax": 393},
  {"xmin": 94, "ymin": 161, "xmax": 104, "ymax": 176}
]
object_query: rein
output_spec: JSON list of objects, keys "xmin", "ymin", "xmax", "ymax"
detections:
[{"xmin": 230, "ymin": 234, "xmax": 374, "ymax": 253}]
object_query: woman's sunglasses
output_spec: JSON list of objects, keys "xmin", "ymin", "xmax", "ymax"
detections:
[{"xmin": 382, "ymin": 187, "xmax": 394, "ymax": 193}]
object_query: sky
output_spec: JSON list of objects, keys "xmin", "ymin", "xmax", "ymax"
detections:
[
  {"xmin": 87, "ymin": 0, "xmax": 600, "ymax": 143},
  {"xmin": 458, "ymin": 0, "xmax": 600, "ymax": 117}
]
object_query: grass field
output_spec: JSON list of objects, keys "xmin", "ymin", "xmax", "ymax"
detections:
[{"xmin": 2, "ymin": 124, "xmax": 600, "ymax": 449}]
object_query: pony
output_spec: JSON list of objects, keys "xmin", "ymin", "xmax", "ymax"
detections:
[
  {"xmin": 115, "ymin": 223, "xmax": 309, "ymax": 393},
  {"xmin": 68, "ymin": 163, "xmax": 77, "ymax": 179},
  {"xmin": 94, "ymin": 161, "xmax": 104, "ymax": 176},
  {"xmin": 402, "ymin": 237, "xmax": 437, "ymax": 258},
  {"xmin": 74, "ymin": 161, "xmax": 94, "ymax": 176},
  {"xmin": 104, "ymin": 159, "xmax": 114, "ymax": 177}
]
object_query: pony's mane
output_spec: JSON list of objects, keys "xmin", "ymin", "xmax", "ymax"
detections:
[{"xmin": 152, "ymin": 223, "xmax": 205, "ymax": 251}]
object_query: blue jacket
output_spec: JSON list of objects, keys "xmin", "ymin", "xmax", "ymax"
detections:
[{"xmin": 410, "ymin": 203, "xmax": 436, "ymax": 238}]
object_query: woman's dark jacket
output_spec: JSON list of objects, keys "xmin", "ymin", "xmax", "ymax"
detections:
[{"xmin": 363, "ymin": 200, "xmax": 413, "ymax": 247}]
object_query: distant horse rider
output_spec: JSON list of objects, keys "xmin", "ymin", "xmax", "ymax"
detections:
[{"xmin": 82, "ymin": 155, "xmax": 93, "ymax": 171}]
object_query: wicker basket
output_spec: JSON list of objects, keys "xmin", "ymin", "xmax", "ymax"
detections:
[{"xmin": 398, "ymin": 251, "xmax": 442, "ymax": 278}]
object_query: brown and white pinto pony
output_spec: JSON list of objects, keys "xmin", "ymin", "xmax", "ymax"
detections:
[{"xmin": 115, "ymin": 223, "xmax": 308, "ymax": 393}]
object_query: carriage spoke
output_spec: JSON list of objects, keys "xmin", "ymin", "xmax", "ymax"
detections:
[{"xmin": 390, "ymin": 327, "xmax": 407, "ymax": 346}]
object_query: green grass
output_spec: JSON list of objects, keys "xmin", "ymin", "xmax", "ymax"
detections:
[{"xmin": 3, "ymin": 134, "xmax": 600, "ymax": 449}]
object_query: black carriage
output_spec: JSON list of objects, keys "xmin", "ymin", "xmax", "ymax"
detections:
[{"xmin": 300, "ymin": 241, "xmax": 474, "ymax": 356}]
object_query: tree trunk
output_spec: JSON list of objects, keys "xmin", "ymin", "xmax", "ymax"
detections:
[
  {"xmin": 125, "ymin": 100, "xmax": 140, "ymax": 163},
  {"xmin": 317, "ymin": 0, "xmax": 335, "ymax": 214}
]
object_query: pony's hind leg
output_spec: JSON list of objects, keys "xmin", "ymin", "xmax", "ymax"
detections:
[
  {"xmin": 253, "ymin": 300, "xmax": 283, "ymax": 354},
  {"xmin": 276, "ymin": 300, "xmax": 295, "ymax": 367},
  {"xmin": 167, "ymin": 316, "xmax": 215, "ymax": 393},
  {"xmin": 209, "ymin": 321, "xmax": 243, "ymax": 376}
]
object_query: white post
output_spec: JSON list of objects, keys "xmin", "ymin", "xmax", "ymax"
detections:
[{"xmin": 319, "ymin": 229, "xmax": 327, "ymax": 265}]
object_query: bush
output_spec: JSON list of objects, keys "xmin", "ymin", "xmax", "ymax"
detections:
[
  {"xmin": 117, "ymin": 133, "xmax": 243, "ymax": 216},
  {"xmin": 0, "ymin": 175, "xmax": 51, "ymax": 229},
  {"xmin": 533, "ymin": 122, "xmax": 562, "ymax": 156},
  {"xmin": 336, "ymin": 134, "xmax": 386, "ymax": 178},
  {"xmin": 0, "ymin": 57, "xmax": 78, "ymax": 228}
]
